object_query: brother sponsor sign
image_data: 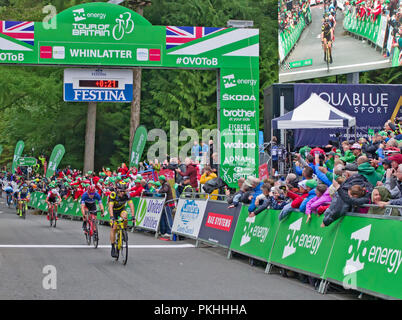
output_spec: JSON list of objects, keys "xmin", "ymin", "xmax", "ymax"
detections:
[
  {"xmin": 293, "ymin": 84, "xmax": 402, "ymax": 147},
  {"xmin": 64, "ymin": 68, "xmax": 133, "ymax": 102}
]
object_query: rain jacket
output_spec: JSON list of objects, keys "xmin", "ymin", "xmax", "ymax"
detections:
[{"xmin": 358, "ymin": 162, "xmax": 382, "ymax": 187}]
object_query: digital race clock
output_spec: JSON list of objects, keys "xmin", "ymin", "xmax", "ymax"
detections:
[{"xmin": 79, "ymin": 80, "xmax": 119, "ymax": 88}]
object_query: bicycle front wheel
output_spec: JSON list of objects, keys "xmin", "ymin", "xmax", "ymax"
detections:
[
  {"xmin": 93, "ymin": 222, "xmax": 98, "ymax": 249},
  {"xmin": 120, "ymin": 230, "xmax": 128, "ymax": 265}
]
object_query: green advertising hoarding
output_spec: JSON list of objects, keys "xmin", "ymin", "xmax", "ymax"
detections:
[
  {"xmin": 17, "ymin": 157, "xmax": 37, "ymax": 166},
  {"xmin": 0, "ymin": 2, "xmax": 259, "ymax": 188},
  {"xmin": 130, "ymin": 125, "xmax": 147, "ymax": 168},
  {"xmin": 323, "ymin": 215, "xmax": 402, "ymax": 299},
  {"xmin": 11, "ymin": 140, "xmax": 24, "ymax": 174},
  {"xmin": 268, "ymin": 211, "xmax": 341, "ymax": 278},
  {"xmin": 230, "ymin": 207, "xmax": 280, "ymax": 262},
  {"xmin": 46, "ymin": 144, "xmax": 65, "ymax": 178}
]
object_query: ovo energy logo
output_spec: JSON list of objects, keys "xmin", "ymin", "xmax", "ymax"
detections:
[
  {"xmin": 343, "ymin": 224, "xmax": 402, "ymax": 276},
  {"xmin": 72, "ymin": 8, "xmax": 86, "ymax": 22},
  {"xmin": 282, "ymin": 218, "xmax": 302, "ymax": 259},
  {"xmin": 282, "ymin": 217, "xmax": 323, "ymax": 259},
  {"xmin": 222, "ymin": 74, "xmax": 237, "ymax": 89},
  {"xmin": 344, "ymin": 225, "xmax": 371, "ymax": 276},
  {"xmin": 240, "ymin": 215, "xmax": 269, "ymax": 247}
]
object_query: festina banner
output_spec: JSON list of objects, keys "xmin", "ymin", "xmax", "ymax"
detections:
[
  {"xmin": 46, "ymin": 144, "xmax": 65, "ymax": 178},
  {"xmin": 134, "ymin": 196, "xmax": 165, "ymax": 232},
  {"xmin": 230, "ymin": 206, "xmax": 280, "ymax": 262},
  {"xmin": 293, "ymin": 84, "xmax": 402, "ymax": 147},
  {"xmin": 11, "ymin": 140, "xmax": 24, "ymax": 174},
  {"xmin": 172, "ymin": 198, "xmax": 208, "ymax": 239},
  {"xmin": 197, "ymin": 201, "xmax": 241, "ymax": 248},
  {"xmin": 130, "ymin": 125, "xmax": 147, "ymax": 168}
]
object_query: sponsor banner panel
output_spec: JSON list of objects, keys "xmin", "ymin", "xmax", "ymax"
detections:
[
  {"xmin": 172, "ymin": 198, "xmax": 208, "ymax": 238},
  {"xmin": 198, "ymin": 201, "xmax": 241, "ymax": 248},
  {"xmin": 323, "ymin": 215, "xmax": 402, "ymax": 299},
  {"xmin": 293, "ymin": 84, "xmax": 402, "ymax": 147},
  {"xmin": 269, "ymin": 211, "xmax": 341, "ymax": 277},
  {"xmin": 134, "ymin": 196, "xmax": 165, "ymax": 232},
  {"xmin": 230, "ymin": 207, "xmax": 280, "ymax": 262},
  {"xmin": 220, "ymin": 68, "xmax": 259, "ymax": 188}
]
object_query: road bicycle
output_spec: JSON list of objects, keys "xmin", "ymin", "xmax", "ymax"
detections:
[
  {"xmin": 110, "ymin": 217, "xmax": 134, "ymax": 265},
  {"xmin": 17, "ymin": 199, "xmax": 28, "ymax": 219},
  {"xmin": 84, "ymin": 210, "xmax": 102, "ymax": 248},
  {"xmin": 47, "ymin": 203, "xmax": 59, "ymax": 228}
]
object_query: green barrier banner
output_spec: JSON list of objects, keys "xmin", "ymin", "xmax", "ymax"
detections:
[
  {"xmin": 230, "ymin": 207, "xmax": 280, "ymax": 262},
  {"xmin": 0, "ymin": 145, "xmax": 2, "ymax": 158},
  {"xmin": 323, "ymin": 215, "xmax": 402, "ymax": 299},
  {"xmin": 392, "ymin": 48, "xmax": 400, "ymax": 67},
  {"xmin": 11, "ymin": 140, "xmax": 24, "ymax": 174},
  {"xmin": 29, "ymin": 192, "xmax": 140, "ymax": 227},
  {"xmin": 130, "ymin": 125, "xmax": 147, "ymax": 168},
  {"xmin": 268, "ymin": 211, "xmax": 341, "ymax": 277},
  {"xmin": 46, "ymin": 144, "xmax": 65, "ymax": 178}
]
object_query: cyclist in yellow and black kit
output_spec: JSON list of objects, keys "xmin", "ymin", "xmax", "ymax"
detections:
[
  {"xmin": 108, "ymin": 180, "xmax": 135, "ymax": 258},
  {"xmin": 321, "ymin": 19, "xmax": 334, "ymax": 64}
]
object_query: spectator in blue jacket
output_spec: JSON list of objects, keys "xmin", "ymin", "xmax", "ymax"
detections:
[
  {"xmin": 299, "ymin": 179, "xmax": 318, "ymax": 214},
  {"xmin": 246, "ymin": 176, "xmax": 263, "ymax": 213}
]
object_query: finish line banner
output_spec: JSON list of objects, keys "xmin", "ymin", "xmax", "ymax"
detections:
[{"xmin": 293, "ymin": 84, "xmax": 402, "ymax": 147}]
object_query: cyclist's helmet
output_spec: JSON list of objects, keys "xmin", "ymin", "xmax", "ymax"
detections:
[
  {"xmin": 88, "ymin": 185, "xmax": 96, "ymax": 194},
  {"xmin": 51, "ymin": 189, "xmax": 58, "ymax": 194},
  {"xmin": 117, "ymin": 180, "xmax": 128, "ymax": 191}
]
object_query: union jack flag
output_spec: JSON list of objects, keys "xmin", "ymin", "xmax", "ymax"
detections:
[
  {"xmin": 166, "ymin": 26, "xmax": 226, "ymax": 50},
  {"xmin": 0, "ymin": 21, "xmax": 35, "ymax": 47}
]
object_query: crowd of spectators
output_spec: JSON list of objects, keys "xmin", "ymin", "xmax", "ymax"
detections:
[
  {"xmin": 344, "ymin": 0, "xmax": 402, "ymax": 64},
  {"xmin": 228, "ymin": 117, "xmax": 402, "ymax": 228},
  {"xmin": 278, "ymin": 0, "xmax": 311, "ymax": 34}
]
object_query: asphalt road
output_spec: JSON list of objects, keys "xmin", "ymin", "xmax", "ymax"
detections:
[
  {"xmin": 279, "ymin": 5, "xmax": 391, "ymax": 82},
  {"xmin": 0, "ymin": 197, "xmax": 354, "ymax": 300}
]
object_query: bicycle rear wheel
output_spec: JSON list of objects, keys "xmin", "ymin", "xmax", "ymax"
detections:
[{"xmin": 85, "ymin": 221, "xmax": 91, "ymax": 245}]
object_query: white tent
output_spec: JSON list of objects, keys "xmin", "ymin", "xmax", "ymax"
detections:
[{"xmin": 272, "ymin": 93, "xmax": 356, "ymax": 130}]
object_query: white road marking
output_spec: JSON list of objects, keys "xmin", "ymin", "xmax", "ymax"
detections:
[{"xmin": 0, "ymin": 244, "xmax": 195, "ymax": 249}]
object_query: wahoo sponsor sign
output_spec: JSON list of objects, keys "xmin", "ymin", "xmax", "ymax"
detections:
[
  {"xmin": 197, "ymin": 201, "xmax": 241, "ymax": 248},
  {"xmin": 172, "ymin": 199, "xmax": 208, "ymax": 238},
  {"xmin": 324, "ymin": 215, "xmax": 402, "ymax": 299},
  {"xmin": 134, "ymin": 197, "xmax": 165, "ymax": 232},
  {"xmin": 269, "ymin": 211, "xmax": 340, "ymax": 277},
  {"xmin": 63, "ymin": 68, "xmax": 133, "ymax": 102}
]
